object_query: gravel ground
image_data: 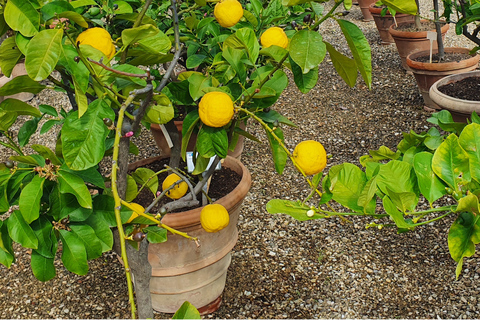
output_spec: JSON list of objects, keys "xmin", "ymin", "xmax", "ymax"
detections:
[{"xmin": 1, "ymin": 1, "xmax": 480, "ymax": 319}]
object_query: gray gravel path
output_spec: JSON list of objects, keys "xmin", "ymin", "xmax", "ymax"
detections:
[{"xmin": 1, "ymin": 1, "xmax": 479, "ymax": 318}]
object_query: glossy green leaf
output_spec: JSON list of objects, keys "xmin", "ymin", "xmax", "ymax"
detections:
[
  {"xmin": 126, "ymin": 175, "xmax": 138, "ymax": 202},
  {"xmin": 113, "ymin": 1, "xmax": 133, "ymax": 14},
  {"xmin": 413, "ymin": 152, "xmax": 447, "ymax": 204},
  {"xmin": 385, "ymin": 187, "xmax": 418, "ymax": 213},
  {"xmin": 84, "ymin": 213, "xmax": 113, "ymax": 252},
  {"xmin": 59, "ymin": 45, "xmax": 89, "ymax": 93},
  {"xmin": 144, "ymin": 226, "xmax": 167, "ymax": 244},
  {"xmin": 289, "ymin": 56, "xmax": 318, "ymax": 94},
  {"xmin": 31, "ymin": 144, "xmax": 62, "ymax": 166},
  {"xmin": 0, "ymin": 75, "xmax": 46, "ymax": 96},
  {"xmin": 197, "ymin": 126, "xmax": 228, "ymax": 159},
  {"xmin": 256, "ymin": 109, "xmax": 296, "ymax": 127},
  {"xmin": 456, "ymin": 193, "xmax": 480, "ymax": 215},
  {"xmin": 6, "ymin": 210, "xmax": 38, "ymax": 249},
  {"xmin": 92, "ymin": 194, "xmax": 116, "ymax": 227},
  {"xmin": 18, "ymin": 117, "xmax": 40, "ymax": 147},
  {"xmin": 427, "ymin": 110, "xmax": 466, "ymax": 134},
  {"xmin": 0, "ymin": 37, "xmax": 23, "ymax": 77},
  {"xmin": 0, "ymin": 221, "xmax": 15, "ymax": 268},
  {"xmin": 70, "ymin": 224, "xmax": 103, "ymax": 260},
  {"xmin": 448, "ymin": 212, "xmax": 480, "ymax": 279},
  {"xmin": 19, "ymin": 175, "xmax": 45, "ymax": 224},
  {"xmin": 57, "ymin": 170, "xmax": 92, "ymax": 209},
  {"xmin": 327, "ymin": 163, "xmax": 366, "ymax": 212},
  {"xmin": 9, "ymin": 155, "xmax": 43, "ymax": 166},
  {"xmin": 289, "ymin": 30, "xmax": 325, "ymax": 74},
  {"xmin": 136, "ymin": 31, "xmax": 171, "ymax": 55},
  {"xmin": 0, "ymin": 98, "xmax": 42, "ymax": 117},
  {"xmin": 182, "ymin": 111, "xmax": 201, "ymax": 161},
  {"xmin": 325, "ymin": 42, "xmax": 357, "ymax": 88},
  {"xmin": 266, "ymin": 199, "xmax": 315, "ymax": 220},
  {"xmin": 459, "ymin": 123, "xmax": 480, "ymax": 184},
  {"xmin": 58, "ymin": 229, "xmax": 88, "ymax": 275},
  {"xmin": 25, "ymin": 28, "xmax": 63, "ymax": 81},
  {"xmin": 383, "ymin": 196, "xmax": 415, "ymax": 230},
  {"xmin": 61, "ymin": 99, "xmax": 115, "ymax": 170},
  {"xmin": 432, "ymin": 134, "xmax": 471, "ymax": 192},
  {"xmin": 31, "ymin": 250, "xmax": 56, "ymax": 281},
  {"xmin": 236, "ymin": 27, "xmax": 260, "ymax": 64},
  {"xmin": 357, "ymin": 176, "xmax": 377, "ymax": 214},
  {"xmin": 31, "ymin": 216, "xmax": 55, "ymax": 259},
  {"xmin": 265, "ymin": 124, "xmax": 287, "ymax": 174},
  {"xmin": 188, "ymin": 73, "xmax": 214, "ymax": 101},
  {"xmin": 122, "ymin": 24, "xmax": 159, "ymax": 48},
  {"xmin": 144, "ymin": 93, "xmax": 174, "ymax": 125},
  {"xmin": 337, "ymin": 19, "xmax": 372, "ymax": 89},
  {"xmin": 173, "ymin": 301, "xmax": 201, "ymax": 319},
  {"xmin": 222, "ymin": 46, "xmax": 246, "ymax": 84},
  {"xmin": 58, "ymin": 11, "xmax": 88, "ymax": 28},
  {"xmin": 376, "ymin": 160, "xmax": 416, "ymax": 194},
  {"xmin": 132, "ymin": 168, "xmax": 158, "ymax": 196},
  {"xmin": 15, "ymin": 33, "xmax": 30, "ymax": 55},
  {"xmin": 4, "ymin": 0, "xmax": 40, "ymax": 37},
  {"xmin": 381, "ymin": 0, "xmax": 418, "ymax": 15}
]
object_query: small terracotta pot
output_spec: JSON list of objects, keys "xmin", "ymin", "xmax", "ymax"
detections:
[
  {"xmin": 369, "ymin": 4, "xmax": 415, "ymax": 45},
  {"xmin": 406, "ymin": 47, "xmax": 480, "ymax": 110},
  {"xmin": 357, "ymin": 0, "xmax": 376, "ymax": 21},
  {"xmin": 429, "ymin": 70, "xmax": 480, "ymax": 122},
  {"xmin": 127, "ymin": 155, "xmax": 252, "ymax": 314},
  {"xmin": 389, "ymin": 20, "xmax": 449, "ymax": 71}
]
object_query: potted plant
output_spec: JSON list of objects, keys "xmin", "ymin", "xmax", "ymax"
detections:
[
  {"xmin": 368, "ymin": 1, "xmax": 415, "ymax": 45},
  {"xmin": 0, "ymin": 0, "xmax": 373, "ymax": 318},
  {"xmin": 267, "ymin": 110, "xmax": 480, "ymax": 280},
  {"xmin": 357, "ymin": 0, "xmax": 377, "ymax": 21}
]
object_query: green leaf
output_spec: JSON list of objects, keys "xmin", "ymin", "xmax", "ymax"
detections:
[
  {"xmin": 61, "ymin": 99, "xmax": 115, "ymax": 170},
  {"xmin": 57, "ymin": 170, "xmax": 92, "ymax": 209},
  {"xmin": 448, "ymin": 212, "xmax": 480, "ymax": 279},
  {"xmin": 92, "ymin": 194, "xmax": 116, "ymax": 227},
  {"xmin": 0, "ymin": 37, "xmax": 23, "ymax": 77},
  {"xmin": 289, "ymin": 29, "xmax": 326, "ymax": 74},
  {"xmin": 9, "ymin": 155, "xmax": 43, "ymax": 166},
  {"xmin": 222, "ymin": 46, "xmax": 247, "ymax": 84},
  {"xmin": 0, "ymin": 75, "xmax": 46, "ymax": 96},
  {"xmin": 4, "ymin": 0, "xmax": 40, "ymax": 37},
  {"xmin": 432, "ymin": 134, "xmax": 471, "ymax": 192},
  {"xmin": 126, "ymin": 175, "xmax": 138, "ymax": 202},
  {"xmin": 383, "ymin": 196, "xmax": 415, "ymax": 230},
  {"xmin": 58, "ymin": 229, "xmax": 88, "ymax": 275},
  {"xmin": 70, "ymin": 224, "xmax": 103, "ymax": 260},
  {"xmin": 144, "ymin": 226, "xmax": 167, "ymax": 244},
  {"xmin": 188, "ymin": 73, "xmax": 214, "ymax": 101},
  {"xmin": 144, "ymin": 93, "xmax": 174, "ymax": 125},
  {"xmin": 266, "ymin": 199, "xmax": 314, "ymax": 221},
  {"xmin": 289, "ymin": 56, "xmax": 318, "ymax": 94},
  {"xmin": 186, "ymin": 54, "xmax": 206, "ymax": 69},
  {"xmin": 0, "ymin": 98, "xmax": 42, "ymax": 117},
  {"xmin": 0, "ymin": 221, "xmax": 15, "ymax": 268},
  {"xmin": 357, "ymin": 176, "xmax": 377, "ymax": 214},
  {"xmin": 256, "ymin": 109, "xmax": 296, "ymax": 127},
  {"xmin": 58, "ymin": 11, "xmax": 88, "ymax": 28},
  {"xmin": 18, "ymin": 117, "xmax": 40, "ymax": 147},
  {"xmin": 336, "ymin": 19, "xmax": 372, "ymax": 89},
  {"xmin": 31, "ymin": 144, "xmax": 62, "ymax": 166},
  {"xmin": 413, "ymin": 152, "xmax": 447, "ymax": 204},
  {"xmin": 327, "ymin": 163, "xmax": 366, "ymax": 212},
  {"xmin": 427, "ymin": 110, "xmax": 466, "ymax": 134},
  {"xmin": 376, "ymin": 160, "xmax": 417, "ymax": 195},
  {"xmin": 25, "ymin": 28, "xmax": 64, "ymax": 81},
  {"xmin": 381, "ymin": 0, "xmax": 418, "ymax": 15},
  {"xmin": 181, "ymin": 111, "xmax": 200, "ymax": 160},
  {"xmin": 172, "ymin": 301, "xmax": 201, "ymax": 319},
  {"xmin": 31, "ymin": 216, "xmax": 55, "ymax": 259},
  {"xmin": 132, "ymin": 168, "xmax": 158, "ymax": 196},
  {"xmin": 31, "ymin": 250, "xmax": 56, "ymax": 281},
  {"xmin": 325, "ymin": 42, "xmax": 357, "ymax": 88},
  {"xmin": 265, "ymin": 124, "xmax": 287, "ymax": 174},
  {"xmin": 459, "ymin": 123, "xmax": 480, "ymax": 184},
  {"xmin": 6, "ymin": 210, "xmax": 38, "ymax": 249},
  {"xmin": 235, "ymin": 27, "xmax": 260, "ymax": 64},
  {"xmin": 197, "ymin": 126, "xmax": 228, "ymax": 159},
  {"xmin": 19, "ymin": 175, "xmax": 45, "ymax": 223},
  {"xmin": 84, "ymin": 213, "xmax": 113, "ymax": 252},
  {"xmin": 71, "ymin": 0, "xmax": 99, "ymax": 8},
  {"xmin": 456, "ymin": 193, "xmax": 480, "ymax": 215},
  {"xmin": 385, "ymin": 187, "xmax": 418, "ymax": 213},
  {"xmin": 41, "ymin": 1, "xmax": 75, "ymax": 21},
  {"xmin": 121, "ymin": 24, "xmax": 159, "ymax": 48}
]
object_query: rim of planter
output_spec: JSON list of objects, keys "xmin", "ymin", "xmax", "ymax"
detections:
[
  {"xmin": 389, "ymin": 19, "xmax": 449, "ymax": 39},
  {"xmin": 406, "ymin": 47, "xmax": 480, "ymax": 72},
  {"xmin": 368, "ymin": 3, "xmax": 411, "ymax": 16},
  {"xmin": 429, "ymin": 70, "xmax": 480, "ymax": 112}
]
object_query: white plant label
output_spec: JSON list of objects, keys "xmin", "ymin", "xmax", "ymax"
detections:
[
  {"xmin": 186, "ymin": 152, "xmax": 222, "ymax": 173},
  {"xmin": 427, "ymin": 31, "xmax": 437, "ymax": 63}
]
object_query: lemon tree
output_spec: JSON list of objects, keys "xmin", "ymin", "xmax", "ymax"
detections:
[{"xmin": 200, "ymin": 204, "xmax": 230, "ymax": 233}]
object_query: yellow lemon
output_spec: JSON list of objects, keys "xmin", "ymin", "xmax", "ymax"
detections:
[
  {"xmin": 200, "ymin": 204, "xmax": 230, "ymax": 233},
  {"xmin": 198, "ymin": 91, "xmax": 234, "ymax": 127},
  {"xmin": 162, "ymin": 173, "xmax": 188, "ymax": 199},
  {"xmin": 126, "ymin": 203, "xmax": 145, "ymax": 223},
  {"xmin": 260, "ymin": 27, "xmax": 289, "ymax": 49},
  {"xmin": 293, "ymin": 140, "xmax": 327, "ymax": 176},
  {"xmin": 214, "ymin": 0, "xmax": 243, "ymax": 28},
  {"xmin": 76, "ymin": 27, "xmax": 116, "ymax": 59}
]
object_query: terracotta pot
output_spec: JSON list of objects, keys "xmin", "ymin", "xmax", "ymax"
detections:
[
  {"xmin": 151, "ymin": 121, "xmax": 245, "ymax": 160},
  {"xmin": 127, "ymin": 155, "xmax": 251, "ymax": 314},
  {"xmin": 369, "ymin": 4, "xmax": 415, "ymax": 45},
  {"xmin": 406, "ymin": 47, "xmax": 480, "ymax": 111},
  {"xmin": 429, "ymin": 70, "xmax": 480, "ymax": 122},
  {"xmin": 357, "ymin": 0, "xmax": 376, "ymax": 21},
  {"xmin": 389, "ymin": 20, "xmax": 449, "ymax": 71}
]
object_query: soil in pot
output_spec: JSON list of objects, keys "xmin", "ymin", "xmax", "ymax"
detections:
[{"xmin": 438, "ymin": 76, "xmax": 480, "ymax": 101}]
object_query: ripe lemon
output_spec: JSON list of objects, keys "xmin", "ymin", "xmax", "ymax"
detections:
[
  {"xmin": 214, "ymin": 0, "xmax": 243, "ymax": 28},
  {"xmin": 260, "ymin": 27, "xmax": 289, "ymax": 49},
  {"xmin": 162, "ymin": 173, "xmax": 188, "ymax": 199},
  {"xmin": 198, "ymin": 91, "xmax": 234, "ymax": 128},
  {"xmin": 293, "ymin": 140, "xmax": 327, "ymax": 176},
  {"xmin": 200, "ymin": 204, "xmax": 230, "ymax": 233},
  {"xmin": 127, "ymin": 203, "xmax": 144, "ymax": 223},
  {"xmin": 76, "ymin": 27, "xmax": 116, "ymax": 59}
]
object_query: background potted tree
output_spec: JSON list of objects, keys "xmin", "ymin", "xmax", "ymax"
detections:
[{"xmin": 368, "ymin": 1, "xmax": 415, "ymax": 45}]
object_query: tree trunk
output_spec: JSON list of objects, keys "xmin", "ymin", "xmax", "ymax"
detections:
[{"xmin": 433, "ymin": 0, "xmax": 444, "ymax": 60}]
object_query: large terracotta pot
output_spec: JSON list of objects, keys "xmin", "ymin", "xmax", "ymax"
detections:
[
  {"xmin": 429, "ymin": 70, "xmax": 480, "ymax": 122},
  {"xmin": 128, "ymin": 155, "xmax": 251, "ymax": 314},
  {"xmin": 369, "ymin": 4, "xmax": 415, "ymax": 45},
  {"xmin": 357, "ymin": 0, "xmax": 376, "ymax": 21},
  {"xmin": 151, "ymin": 121, "xmax": 245, "ymax": 160},
  {"xmin": 389, "ymin": 20, "xmax": 449, "ymax": 71},
  {"xmin": 406, "ymin": 47, "xmax": 480, "ymax": 110}
]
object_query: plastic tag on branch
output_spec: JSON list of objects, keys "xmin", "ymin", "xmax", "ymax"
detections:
[
  {"xmin": 427, "ymin": 31, "xmax": 437, "ymax": 63},
  {"xmin": 186, "ymin": 152, "xmax": 222, "ymax": 173}
]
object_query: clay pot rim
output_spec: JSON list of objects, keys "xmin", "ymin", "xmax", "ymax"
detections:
[
  {"xmin": 127, "ymin": 155, "xmax": 252, "ymax": 229},
  {"xmin": 389, "ymin": 19, "xmax": 449, "ymax": 39},
  {"xmin": 430, "ymin": 70, "xmax": 480, "ymax": 105},
  {"xmin": 406, "ymin": 47, "xmax": 480, "ymax": 71}
]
